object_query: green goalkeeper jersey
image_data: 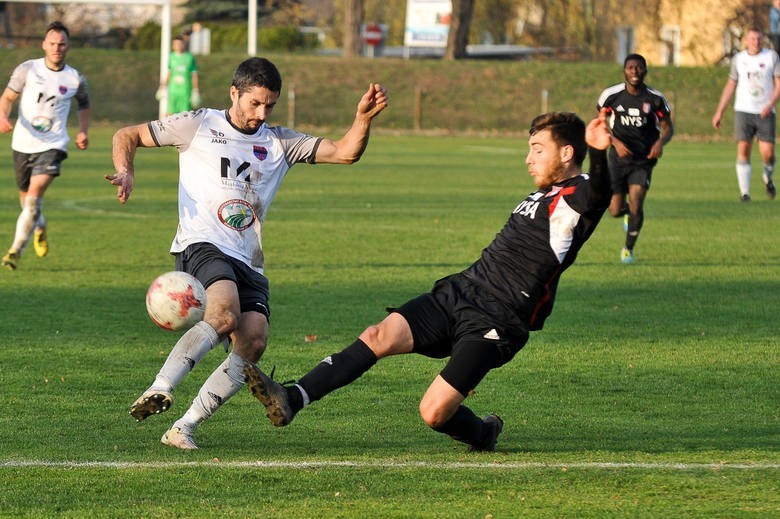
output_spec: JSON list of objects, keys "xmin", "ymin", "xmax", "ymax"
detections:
[{"xmin": 168, "ymin": 51, "xmax": 197, "ymax": 95}]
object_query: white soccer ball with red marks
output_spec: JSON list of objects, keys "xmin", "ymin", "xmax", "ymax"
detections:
[{"xmin": 146, "ymin": 271, "xmax": 207, "ymax": 331}]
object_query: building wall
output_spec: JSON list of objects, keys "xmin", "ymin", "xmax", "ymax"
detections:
[{"xmin": 630, "ymin": 0, "xmax": 753, "ymax": 66}]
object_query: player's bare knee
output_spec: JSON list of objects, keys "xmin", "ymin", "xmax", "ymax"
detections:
[
  {"xmin": 359, "ymin": 324, "xmax": 399, "ymax": 357},
  {"xmin": 233, "ymin": 336, "xmax": 266, "ymax": 363},
  {"xmin": 418, "ymin": 401, "xmax": 447, "ymax": 429},
  {"xmin": 206, "ymin": 309, "xmax": 239, "ymax": 337}
]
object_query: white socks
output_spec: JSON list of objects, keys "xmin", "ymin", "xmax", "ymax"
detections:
[
  {"xmin": 762, "ymin": 162, "xmax": 774, "ymax": 185},
  {"xmin": 11, "ymin": 196, "xmax": 41, "ymax": 253},
  {"xmin": 151, "ymin": 320, "xmax": 220, "ymax": 391},
  {"xmin": 176, "ymin": 351, "xmax": 248, "ymax": 428}
]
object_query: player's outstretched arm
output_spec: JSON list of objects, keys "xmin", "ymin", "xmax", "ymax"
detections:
[
  {"xmin": 315, "ymin": 83, "xmax": 389, "ymax": 165},
  {"xmin": 586, "ymin": 109, "xmax": 611, "ymax": 150},
  {"xmin": 586, "ymin": 109, "xmax": 612, "ymax": 208},
  {"xmin": 106, "ymin": 123, "xmax": 156, "ymax": 204}
]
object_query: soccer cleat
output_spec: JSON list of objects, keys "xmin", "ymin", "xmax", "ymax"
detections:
[
  {"xmin": 468, "ymin": 414, "xmax": 504, "ymax": 452},
  {"xmin": 2, "ymin": 250, "xmax": 18, "ymax": 271},
  {"xmin": 243, "ymin": 364, "xmax": 295, "ymax": 427},
  {"xmin": 129, "ymin": 389, "xmax": 173, "ymax": 422},
  {"xmin": 33, "ymin": 227, "xmax": 48, "ymax": 257},
  {"xmin": 766, "ymin": 180, "xmax": 776, "ymax": 200},
  {"xmin": 622, "ymin": 214, "xmax": 629, "ymax": 232},
  {"xmin": 740, "ymin": 194, "xmax": 751, "ymax": 202},
  {"xmin": 160, "ymin": 426, "xmax": 198, "ymax": 450},
  {"xmin": 620, "ymin": 247, "xmax": 634, "ymax": 264}
]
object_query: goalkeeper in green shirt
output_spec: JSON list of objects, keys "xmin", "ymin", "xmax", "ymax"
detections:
[{"xmin": 157, "ymin": 35, "xmax": 200, "ymax": 115}]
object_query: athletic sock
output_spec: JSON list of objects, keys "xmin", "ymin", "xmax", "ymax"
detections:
[
  {"xmin": 35, "ymin": 212, "xmax": 46, "ymax": 233},
  {"xmin": 286, "ymin": 384, "xmax": 305, "ymax": 413},
  {"xmin": 762, "ymin": 162, "xmax": 774, "ymax": 184},
  {"xmin": 178, "ymin": 351, "xmax": 247, "ymax": 428},
  {"xmin": 625, "ymin": 211, "xmax": 644, "ymax": 251},
  {"xmin": 11, "ymin": 196, "xmax": 41, "ymax": 253},
  {"xmin": 296, "ymin": 339, "xmax": 377, "ymax": 404},
  {"xmin": 432, "ymin": 405, "xmax": 485, "ymax": 446},
  {"xmin": 152, "ymin": 320, "xmax": 220, "ymax": 391},
  {"xmin": 736, "ymin": 161, "xmax": 751, "ymax": 196}
]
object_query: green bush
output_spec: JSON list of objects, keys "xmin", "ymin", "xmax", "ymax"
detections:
[
  {"xmin": 124, "ymin": 21, "xmax": 161, "ymax": 50},
  {"xmin": 209, "ymin": 23, "xmax": 248, "ymax": 52},
  {"xmin": 258, "ymin": 25, "xmax": 319, "ymax": 51}
]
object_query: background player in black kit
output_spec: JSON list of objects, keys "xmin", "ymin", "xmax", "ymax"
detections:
[
  {"xmin": 242, "ymin": 111, "xmax": 613, "ymax": 452},
  {"xmin": 597, "ymin": 54, "xmax": 674, "ymax": 264}
]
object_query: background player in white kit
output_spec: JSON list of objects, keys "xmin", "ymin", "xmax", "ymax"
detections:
[
  {"xmin": 0, "ymin": 21, "xmax": 90, "ymax": 270},
  {"xmin": 106, "ymin": 57, "xmax": 388, "ymax": 449},
  {"xmin": 712, "ymin": 26, "xmax": 780, "ymax": 201}
]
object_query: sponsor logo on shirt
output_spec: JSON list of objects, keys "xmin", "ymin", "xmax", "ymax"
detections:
[
  {"xmin": 210, "ymin": 128, "xmax": 227, "ymax": 144},
  {"xmin": 217, "ymin": 199, "xmax": 256, "ymax": 231}
]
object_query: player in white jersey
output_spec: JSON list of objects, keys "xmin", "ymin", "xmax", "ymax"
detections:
[
  {"xmin": 0, "ymin": 22, "xmax": 90, "ymax": 270},
  {"xmin": 713, "ymin": 27, "xmax": 780, "ymax": 201},
  {"xmin": 106, "ymin": 57, "xmax": 388, "ymax": 450}
]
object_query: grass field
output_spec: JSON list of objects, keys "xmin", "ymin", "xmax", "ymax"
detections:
[{"xmin": 0, "ymin": 127, "xmax": 777, "ymax": 517}]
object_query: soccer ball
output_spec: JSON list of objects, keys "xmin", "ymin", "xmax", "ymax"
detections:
[{"xmin": 146, "ymin": 271, "xmax": 207, "ymax": 331}]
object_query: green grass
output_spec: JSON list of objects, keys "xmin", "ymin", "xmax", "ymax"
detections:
[{"xmin": 0, "ymin": 128, "xmax": 777, "ymax": 517}]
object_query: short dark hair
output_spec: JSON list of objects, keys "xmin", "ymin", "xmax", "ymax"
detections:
[
  {"xmin": 232, "ymin": 57, "xmax": 282, "ymax": 95},
  {"xmin": 529, "ymin": 112, "xmax": 587, "ymax": 166},
  {"xmin": 623, "ymin": 53, "xmax": 646, "ymax": 68},
  {"xmin": 45, "ymin": 21, "xmax": 69, "ymax": 39}
]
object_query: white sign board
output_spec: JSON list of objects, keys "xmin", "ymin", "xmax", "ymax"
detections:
[{"xmin": 403, "ymin": 0, "xmax": 451, "ymax": 48}]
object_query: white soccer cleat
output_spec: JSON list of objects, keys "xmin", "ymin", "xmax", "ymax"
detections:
[
  {"xmin": 160, "ymin": 426, "xmax": 198, "ymax": 450},
  {"xmin": 129, "ymin": 389, "xmax": 173, "ymax": 422}
]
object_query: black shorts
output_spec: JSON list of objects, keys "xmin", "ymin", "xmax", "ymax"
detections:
[
  {"xmin": 174, "ymin": 242, "xmax": 270, "ymax": 317},
  {"xmin": 13, "ymin": 149, "xmax": 67, "ymax": 191},
  {"xmin": 394, "ymin": 277, "xmax": 529, "ymax": 397},
  {"xmin": 608, "ymin": 150, "xmax": 655, "ymax": 194}
]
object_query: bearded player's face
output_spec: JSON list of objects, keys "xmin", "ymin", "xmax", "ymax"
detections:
[
  {"xmin": 229, "ymin": 85, "xmax": 279, "ymax": 132},
  {"xmin": 525, "ymin": 129, "xmax": 572, "ymax": 188}
]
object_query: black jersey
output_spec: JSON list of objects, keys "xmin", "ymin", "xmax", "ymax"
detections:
[
  {"xmin": 596, "ymin": 83, "xmax": 671, "ymax": 160},
  {"xmin": 445, "ymin": 148, "xmax": 610, "ymax": 333}
]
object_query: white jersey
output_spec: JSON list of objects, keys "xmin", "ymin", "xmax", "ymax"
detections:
[
  {"xmin": 729, "ymin": 48, "xmax": 780, "ymax": 114},
  {"xmin": 7, "ymin": 58, "xmax": 89, "ymax": 154},
  {"xmin": 148, "ymin": 108, "xmax": 322, "ymax": 273}
]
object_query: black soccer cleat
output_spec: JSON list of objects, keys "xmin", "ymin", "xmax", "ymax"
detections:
[
  {"xmin": 468, "ymin": 414, "xmax": 504, "ymax": 452},
  {"xmin": 766, "ymin": 179, "xmax": 776, "ymax": 200},
  {"xmin": 243, "ymin": 364, "xmax": 296, "ymax": 427}
]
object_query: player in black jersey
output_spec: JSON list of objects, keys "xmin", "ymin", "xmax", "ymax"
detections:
[
  {"xmin": 597, "ymin": 54, "xmax": 674, "ymax": 264},
  {"xmin": 244, "ymin": 111, "xmax": 613, "ymax": 452}
]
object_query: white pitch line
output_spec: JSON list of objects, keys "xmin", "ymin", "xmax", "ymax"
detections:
[{"xmin": 2, "ymin": 460, "xmax": 778, "ymax": 470}]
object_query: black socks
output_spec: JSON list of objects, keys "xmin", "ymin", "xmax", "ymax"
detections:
[
  {"xmin": 296, "ymin": 339, "xmax": 378, "ymax": 405},
  {"xmin": 432, "ymin": 405, "xmax": 485, "ymax": 446}
]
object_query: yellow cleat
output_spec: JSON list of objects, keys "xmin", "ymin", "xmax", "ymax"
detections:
[
  {"xmin": 2, "ymin": 250, "xmax": 18, "ymax": 270},
  {"xmin": 33, "ymin": 228, "xmax": 48, "ymax": 257}
]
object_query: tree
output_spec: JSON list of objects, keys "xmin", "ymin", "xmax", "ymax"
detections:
[
  {"xmin": 444, "ymin": 0, "xmax": 474, "ymax": 59},
  {"xmin": 342, "ymin": 0, "xmax": 363, "ymax": 57}
]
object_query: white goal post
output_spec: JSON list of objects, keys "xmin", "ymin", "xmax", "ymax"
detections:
[{"xmin": 4, "ymin": 0, "xmax": 173, "ymax": 118}]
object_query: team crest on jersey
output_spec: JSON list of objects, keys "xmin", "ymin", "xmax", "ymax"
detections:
[
  {"xmin": 253, "ymin": 145, "xmax": 268, "ymax": 161},
  {"xmin": 642, "ymin": 102, "xmax": 650, "ymax": 113},
  {"xmin": 31, "ymin": 115, "xmax": 53, "ymax": 133},
  {"xmin": 59, "ymin": 85, "xmax": 67, "ymax": 95},
  {"xmin": 217, "ymin": 199, "xmax": 256, "ymax": 231}
]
